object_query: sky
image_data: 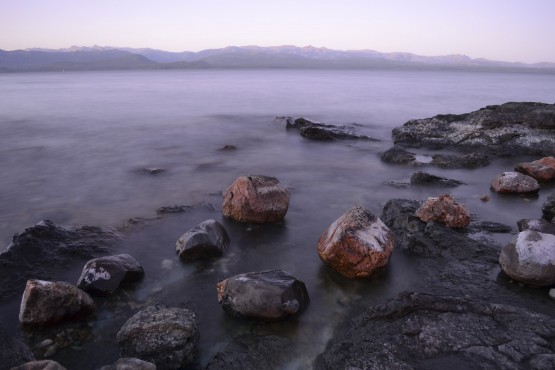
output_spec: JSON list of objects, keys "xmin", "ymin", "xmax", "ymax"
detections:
[{"xmin": 1, "ymin": 0, "xmax": 554, "ymax": 63}]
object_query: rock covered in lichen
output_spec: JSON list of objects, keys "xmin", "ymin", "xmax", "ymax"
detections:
[{"xmin": 491, "ymin": 171, "xmax": 540, "ymax": 193}]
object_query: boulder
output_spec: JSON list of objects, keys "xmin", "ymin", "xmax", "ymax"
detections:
[
  {"xmin": 97, "ymin": 358, "xmax": 156, "ymax": 370},
  {"xmin": 222, "ymin": 175, "xmax": 290, "ymax": 223},
  {"xmin": 0, "ymin": 220, "xmax": 119, "ymax": 303},
  {"xmin": 415, "ymin": 194, "xmax": 471, "ymax": 228},
  {"xmin": 431, "ymin": 152, "xmax": 489, "ymax": 168},
  {"xmin": 176, "ymin": 219, "xmax": 230, "ymax": 260},
  {"xmin": 116, "ymin": 305, "xmax": 199, "ymax": 369},
  {"xmin": 543, "ymin": 193, "xmax": 555, "ymax": 221},
  {"xmin": 205, "ymin": 334, "xmax": 295, "ymax": 370},
  {"xmin": 490, "ymin": 171, "xmax": 540, "ymax": 193},
  {"xmin": 518, "ymin": 219, "xmax": 555, "ymax": 236},
  {"xmin": 317, "ymin": 206, "xmax": 394, "ymax": 278},
  {"xmin": 76, "ymin": 254, "xmax": 144, "ymax": 296},
  {"xmin": 217, "ymin": 270, "xmax": 309, "ymax": 320},
  {"xmin": 10, "ymin": 360, "xmax": 66, "ymax": 370},
  {"xmin": 392, "ymin": 102, "xmax": 555, "ymax": 156},
  {"xmin": 515, "ymin": 156, "xmax": 555, "ymax": 181},
  {"xmin": 499, "ymin": 230, "xmax": 555, "ymax": 286},
  {"xmin": 410, "ymin": 171, "xmax": 463, "ymax": 187},
  {"xmin": 19, "ymin": 280, "xmax": 95, "ymax": 326},
  {"xmin": 315, "ymin": 292, "xmax": 555, "ymax": 370},
  {"xmin": 0, "ymin": 324, "xmax": 34, "ymax": 370},
  {"xmin": 380, "ymin": 147, "xmax": 417, "ymax": 165},
  {"xmin": 285, "ymin": 117, "xmax": 375, "ymax": 141}
]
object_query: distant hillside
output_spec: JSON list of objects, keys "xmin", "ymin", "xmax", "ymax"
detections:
[{"xmin": 2, "ymin": 45, "xmax": 555, "ymax": 73}]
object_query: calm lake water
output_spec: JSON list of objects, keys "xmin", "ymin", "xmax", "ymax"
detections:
[{"xmin": 0, "ymin": 69, "xmax": 554, "ymax": 369}]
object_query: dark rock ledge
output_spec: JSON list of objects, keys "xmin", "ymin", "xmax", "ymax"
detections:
[{"xmin": 281, "ymin": 117, "xmax": 379, "ymax": 141}]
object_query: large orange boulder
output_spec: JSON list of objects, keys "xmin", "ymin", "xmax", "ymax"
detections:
[
  {"xmin": 490, "ymin": 171, "xmax": 540, "ymax": 193},
  {"xmin": 415, "ymin": 194, "xmax": 471, "ymax": 228},
  {"xmin": 515, "ymin": 156, "xmax": 555, "ymax": 182},
  {"xmin": 317, "ymin": 206, "xmax": 394, "ymax": 278},
  {"xmin": 222, "ymin": 175, "xmax": 290, "ymax": 223}
]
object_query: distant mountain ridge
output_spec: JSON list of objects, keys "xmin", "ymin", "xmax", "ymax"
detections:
[{"xmin": 1, "ymin": 45, "xmax": 554, "ymax": 72}]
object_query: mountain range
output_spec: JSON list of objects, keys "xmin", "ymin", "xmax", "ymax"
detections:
[{"xmin": 1, "ymin": 45, "xmax": 554, "ymax": 73}]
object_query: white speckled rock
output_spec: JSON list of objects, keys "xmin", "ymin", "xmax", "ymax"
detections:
[
  {"xmin": 77, "ymin": 254, "xmax": 144, "ymax": 296},
  {"xmin": 499, "ymin": 230, "xmax": 555, "ymax": 286},
  {"xmin": 491, "ymin": 171, "xmax": 540, "ymax": 193},
  {"xmin": 317, "ymin": 206, "xmax": 394, "ymax": 278}
]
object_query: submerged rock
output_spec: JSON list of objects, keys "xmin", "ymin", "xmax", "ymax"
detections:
[
  {"xmin": 415, "ymin": 194, "xmax": 471, "ymax": 228},
  {"xmin": 76, "ymin": 254, "xmax": 144, "ymax": 296},
  {"xmin": 176, "ymin": 219, "xmax": 230, "ymax": 260},
  {"xmin": 10, "ymin": 360, "xmax": 67, "ymax": 370},
  {"xmin": 285, "ymin": 117, "xmax": 375, "ymax": 141},
  {"xmin": 315, "ymin": 292, "xmax": 555, "ymax": 370},
  {"xmin": 491, "ymin": 171, "xmax": 540, "ymax": 193},
  {"xmin": 0, "ymin": 324, "xmax": 34, "ymax": 370},
  {"xmin": 431, "ymin": 152, "xmax": 489, "ymax": 168},
  {"xmin": 410, "ymin": 171, "xmax": 463, "ymax": 187},
  {"xmin": 205, "ymin": 334, "xmax": 296, "ymax": 370},
  {"xmin": 392, "ymin": 102, "xmax": 555, "ymax": 156},
  {"xmin": 222, "ymin": 175, "xmax": 290, "ymax": 223},
  {"xmin": 116, "ymin": 305, "xmax": 199, "ymax": 370},
  {"xmin": 380, "ymin": 146, "xmax": 417, "ymax": 165},
  {"xmin": 518, "ymin": 219, "xmax": 555, "ymax": 235},
  {"xmin": 499, "ymin": 230, "xmax": 555, "ymax": 286},
  {"xmin": 317, "ymin": 206, "xmax": 394, "ymax": 278},
  {"xmin": 97, "ymin": 357, "xmax": 156, "ymax": 370},
  {"xmin": 19, "ymin": 280, "xmax": 95, "ymax": 326},
  {"xmin": 515, "ymin": 156, "xmax": 555, "ymax": 181},
  {"xmin": 217, "ymin": 270, "xmax": 309, "ymax": 320},
  {"xmin": 543, "ymin": 193, "xmax": 555, "ymax": 221},
  {"xmin": 218, "ymin": 144, "xmax": 237, "ymax": 151},
  {"xmin": 0, "ymin": 220, "xmax": 119, "ymax": 303}
]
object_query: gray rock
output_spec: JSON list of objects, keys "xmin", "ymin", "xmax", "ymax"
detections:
[
  {"xmin": 77, "ymin": 254, "xmax": 144, "ymax": 296},
  {"xmin": 116, "ymin": 305, "xmax": 199, "ymax": 370},
  {"xmin": 491, "ymin": 171, "xmax": 540, "ymax": 193},
  {"xmin": 0, "ymin": 324, "xmax": 34, "ymax": 370},
  {"xmin": 19, "ymin": 280, "xmax": 95, "ymax": 326},
  {"xmin": 543, "ymin": 193, "xmax": 555, "ymax": 221},
  {"xmin": 499, "ymin": 230, "xmax": 555, "ymax": 286},
  {"xmin": 218, "ymin": 144, "xmax": 237, "ymax": 151},
  {"xmin": 380, "ymin": 147, "xmax": 417, "ymax": 165},
  {"xmin": 431, "ymin": 152, "xmax": 489, "ymax": 168},
  {"xmin": 10, "ymin": 360, "xmax": 66, "ymax": 370},
  {"xmin": 410, "ymin": 171, "xmax": 463, "ymax": 187},
  {"xmin": 156, "ymin": 204, "xmax": 191, "ymax": 214},
  {"xmin": 468, "ymin": 220, "xmax": 513, "ymax": 233},
  {"xmin": 315, "ymin": 292, "xmax": 555, "ymax": 370},
  {"xmin": 97, "ymin": 357, "xmax": 156, "ymax": 370},
  {"xmin": 392, "ymin": 102, "xmax": 555, "ymax": 156},
  {"xmin": 518, "ymin": 218, "xmax": 555, "ymax": 235},
  {"xmin": 286, "ymin": 117, "xmax": 376, "ymax": 141},
  {"xmin": 176, "ymin": 219, "xmax": 230, "ymax": 260},
  {"xmin": 0, "ymin": 220, "xmax": 119, "ymax": 303},
  {"xmin": 205, "ymin": 334, "xmax": 295, "ymax": 370},
  {"xmin": 217, "ymin": 270, "xmax": 309, "ymax": 321}
]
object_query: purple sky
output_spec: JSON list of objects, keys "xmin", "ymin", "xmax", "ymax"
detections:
[{"xmin": 2, "ymin": 0, "xmax": 554, "ymax": 63}]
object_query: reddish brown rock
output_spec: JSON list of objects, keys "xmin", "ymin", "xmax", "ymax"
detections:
[
  {"xmin": 491, "ymin": 171, "xmax": 540, "ymax": 193},
  {"xmin": 317, "ymin": 206, "xmax": 394, "ymax": 279},
  {"xmin": 415, "ymin": 194, "xmax": 471, "ymax": 228},
  {"xmin": 515, "ymin": 156, "xmax": 555, "ymax": 182},
  {"xmin": 222, "ymin": 175, "xmax": 290, "ymax": 223},
  {"xmin": 19, "ymin": 280, "xmax": 95, "ymax": 326}
]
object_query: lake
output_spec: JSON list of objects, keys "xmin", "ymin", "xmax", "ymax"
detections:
[{"xmin": 1, "ymin": 69, "xmax": 554, "ymax": 369}]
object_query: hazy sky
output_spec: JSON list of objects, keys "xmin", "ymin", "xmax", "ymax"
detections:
[{"xmin": 2, "ymin": 0, "xmax": 554, "ymax": 63}]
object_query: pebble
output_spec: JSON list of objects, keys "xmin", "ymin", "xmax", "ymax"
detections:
[
  {"xmin": 161, "ymin": 259, "xmax": 174, "ymax": 270},
  {"xmin": 480, "ymin": 195, "xmax": 489, "ymax": 202},
  {"xmin": 44, "ymin": 344, "xmax": 58, "ymax": 358},
  {"xmin": 35, "ymin": 339, "xmax": 54, "ymax": 349},
  {"xmin": 549, "ymin": 288, "xmax": 555, "ymax": 300}
]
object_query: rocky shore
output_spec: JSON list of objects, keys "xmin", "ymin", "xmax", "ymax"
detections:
[{"xmin": 2, "ymin": 101, "xmax": 555, "ymax": 369}]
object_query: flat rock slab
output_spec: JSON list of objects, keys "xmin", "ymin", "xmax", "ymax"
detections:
[
  {"xmin": 392, "ymin": 102, "xmax": 555, "ymax": 156},
  {"xmin": 285, "ymin": 117, "xmax": 376, "ymax": 141},
  {"xmin": 491, "ymin": 171, "xmax": 540, "ymax": 193},
  {"xmin": 499, "ymin": 230, "xmax": 555, "ymax": 286},
  {"xmin": 381, "ymin": 147, "xmax": 488, "ymax": 168},
  {"xmin": 410, "ymin": 171, "xmax": 463, "ymax": 187},
  {"xmin": 19, "ymin": 280, "xmax": 95, "ymax": 326},
  {"xmin": 205, "ymin": 334, "xmax": 296, "ymax": 370},
  {"xmin": 222, "ymin": 175, "xmax": 290, "ymax": 223},
  {"xmin": 217, "ymin": 270, "xmax": 309, "ymax": 320},
  {"xmin": 315, "ymin": 292, "xmax": 555, "ymax": 370},
  {"xmin": 318, "ymin": 206, "xmax": 394, "ymax": 278},
  {"xmin": 176, "ymin": 219, "xmax": 230, "ymax": 260},
  {"xmin": 0, "ymin": 220, "xmax": 119, "ymax": 303},
  {"xmin": 77, "ymin": 254, "xmax": 144, "ymax": 296},
  {"xmin": 515, "ymin": 156, "xmax": 555, "ymax": 182}
]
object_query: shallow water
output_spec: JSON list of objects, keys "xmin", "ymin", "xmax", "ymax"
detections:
[{"xmin": 1, "ymin": 69, "xmax": 555, "ymax": 369}]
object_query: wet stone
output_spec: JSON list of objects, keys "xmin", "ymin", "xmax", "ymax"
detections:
[
  {"xmin": 77, "ymin": 254, "xmax": 144, "ymax": 296},
  {"xmin": 176, "ymin": 219, "xmax": 230, "ymax": 260}
]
